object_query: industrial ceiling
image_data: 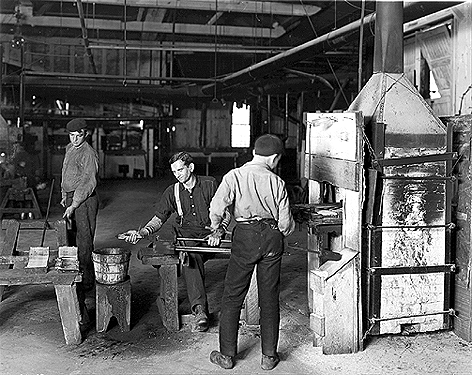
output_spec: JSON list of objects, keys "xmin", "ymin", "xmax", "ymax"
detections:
[{"xmin": 0, "ymin": 1, "xmax": 465, "ymax": 114}]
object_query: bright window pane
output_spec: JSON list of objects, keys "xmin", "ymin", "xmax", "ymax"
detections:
[{"xmin": 231, "ymin": 104, "xmax": 250, "ymax": 147}]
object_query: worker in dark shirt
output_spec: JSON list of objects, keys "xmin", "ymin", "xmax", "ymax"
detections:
[
  {"xmin": 208, "ymin": 134, "xmax": 295, "ymax": 370},
  {"xmin": 123, "ymin": 151, "xmax": 231, "ymax": 332}
]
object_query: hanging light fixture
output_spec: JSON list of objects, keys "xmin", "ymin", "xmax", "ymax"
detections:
[{"xmin": 11, "ymin": 3, "xmax": 24, "ymax": 49}]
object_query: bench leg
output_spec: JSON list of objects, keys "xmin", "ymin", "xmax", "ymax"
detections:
[
  {"xmin": 156, "ymin": 264, "xmax": 179, "ymax": 331},
  {"xmin": 54, "ymin": 284, "xmax": 82, "ymax": 345}
]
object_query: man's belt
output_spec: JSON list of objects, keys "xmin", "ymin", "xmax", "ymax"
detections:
[
  {"xmin": 236, "ymin": 218, "xmax": 276, "ymax": 225},
  {"xmin": 65, "ymin": 190, "xmax": 96, "ymax": 199}
]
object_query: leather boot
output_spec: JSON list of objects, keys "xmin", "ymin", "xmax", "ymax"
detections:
[{"xmin": 193, "ymin": 304, "xmax": 209, "ymax": 332}]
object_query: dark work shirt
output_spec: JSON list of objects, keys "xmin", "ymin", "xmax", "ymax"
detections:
[{"xmin": 155, "ymin": 175, "xmax": 220, "ymax": 230}]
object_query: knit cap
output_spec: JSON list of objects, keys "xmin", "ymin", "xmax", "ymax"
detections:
[{"xmin": 254, "ymin": 134, "xmax": 284, "ymax": 156}]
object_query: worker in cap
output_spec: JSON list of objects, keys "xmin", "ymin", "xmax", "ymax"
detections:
[
  {"xmin": 66, "ymin": 118, "xmax": 88, "ymax": 133},
  {"xmin": 208, "ymin": 134, "xmax": 295, "ymax": 371},
  {"xmin": 253, "ymin": 133, "xmax": 285, "ymax": 156},
  {"xmin": 61, "ymin": 118, "xmax": 99, "ymax": 330}
]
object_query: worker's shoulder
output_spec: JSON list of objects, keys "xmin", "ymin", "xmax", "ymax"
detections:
[
  {"xmin": 197, "ymin": 175, "xmax": 217, "ymax": 184},
  {"xmin": 83, "ymin": 141, "xmax": 99, "ymax": 157},
  {"xmin": 240, "ymin": 163, "xmax": 278, "ymax": 177}
]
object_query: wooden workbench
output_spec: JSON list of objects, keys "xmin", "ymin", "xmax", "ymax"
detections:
[
  {"xmin": 0, "ymin": 219, "xmax": 83, "ymax": 345},
  {"xmin": 138, "ymin": 247, "xmax": 181, "ymax": 331},
  {"xmin": 137, "ymin": 239, "xmax": 259, "ymax": 331}
]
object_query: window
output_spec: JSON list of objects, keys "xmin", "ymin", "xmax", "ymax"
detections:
[
  {"xmin": 231, "ymin": 103, "xmax": 250, "ymax": 148},
  {"xmin": 430, "ymin": 71, "xmax": 441, "ymax": 100}
]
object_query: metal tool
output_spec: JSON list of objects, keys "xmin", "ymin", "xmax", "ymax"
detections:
[
  {"xmin": 40, "ymin": 178, "xmax": 55, "ymax": 247},
  {"xmin": 287, "ymin": 244, "xmax": 342, "ymax": 262},
  {"xmin": 174, "ymin": 236, "xmax": 232, "ymax": 255},
  {"xmin": 175, "ymin": 236, "xmax": 231, "ymax": 244}
]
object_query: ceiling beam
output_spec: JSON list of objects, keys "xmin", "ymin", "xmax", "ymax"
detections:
[
  {"xmin": 0, "ymin": 14, "xmax": 285, "ymax": 38},
  {"xmin": 40, "ymin": 0, "xmax": 322, "ymax": 16},
  {"xmin": 0, "ymin": 34, "xmax": 290, "ymax": 54}
]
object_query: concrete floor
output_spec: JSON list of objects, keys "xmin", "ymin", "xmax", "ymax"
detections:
[{"xmin": 1, "ymin": 176, "xmax": 472, "ymax": 375}]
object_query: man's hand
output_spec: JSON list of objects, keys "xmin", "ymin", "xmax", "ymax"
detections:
[
  {"xmin": 206, "ymin": 228, "xmax": 224, "ymax": 247},
  {"xmin": 60, "ymin": 197, "xmax": 67, "ymax": 208},
  {"xmin": 118, "ymin": 230, "xmax": 143, "ymax": 245},
  {"xmin": 63, "ymin": 205, "xmax": 75, "ymax": 220}
]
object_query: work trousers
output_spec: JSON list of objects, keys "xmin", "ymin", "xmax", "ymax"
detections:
[
  {"xmin": 177, "ymin": 226, "xmax": 212, "ymax": 313},
  {"xmin": 219, "ymin": 220, "xmax": 284, "ymax": 357},
  {"xmin": 66, "ymin": 191, "xmax": 99, "ymax": 291}
]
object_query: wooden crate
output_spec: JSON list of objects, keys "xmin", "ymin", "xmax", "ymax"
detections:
[{"xmin": 309, "ymin": 248, "xmax": 361, "ymax": 354}]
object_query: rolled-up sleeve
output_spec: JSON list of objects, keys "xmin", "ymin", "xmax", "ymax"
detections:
[
  {"xmin": 209, "ymin": 175, "xmax": 234, "ymax": 230},
  {"xmin": 277, "ymin": 181, "xmax": 296, "ymax": 237}
]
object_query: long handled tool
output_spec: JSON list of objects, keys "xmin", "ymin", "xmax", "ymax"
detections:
[
  {"xmin": 40, "ymin": 178, "xmax": 55, "ymax": 247},
  {"xmin": 287, "ymin": 244, "xmax": 342, "ymax": 261}
]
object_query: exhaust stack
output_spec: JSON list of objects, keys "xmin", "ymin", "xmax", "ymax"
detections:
[
  {"xmin": 349, "ymin": 1, "xmax": 446, "ymax": 157},
  {"xmin": 349, "ymin": 1, "xmax": 451, "ymax": 336}
]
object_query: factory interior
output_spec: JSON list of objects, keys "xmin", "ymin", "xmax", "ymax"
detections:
[{"xmin": 1, "ymin": 1, "xmax": 472, "ymax": 374}]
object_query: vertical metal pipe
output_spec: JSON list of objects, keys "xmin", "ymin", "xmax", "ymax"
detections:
[
  {"xmin": 158, "ymin": 119, "xmax": 163, "ymax": 169},
  {"xmin": 0, "ymin": 44, "xmax": 3, "ymax": 114},
  {"xmin": 284, "ymin": 92, "xmax": 289, "ymax": 139},
  {"xmin": 19, "ymin": 42, "xmax": 25, "ymax": 127},
  {"xmin": 297, "ymin": 92, "xmax": 304, "ymax": 152},
  {"xmin": 296, "ymin": 92, "xmax": 304, "ymax": 179},
  {"xmin": 358, "ymin": 0, "xmax": 366, "ymax": 92},
  {"xmin": 76, "ymin": 0, "xmax": 98, "ymax": 74},
  {"xmin": 200, "ymin": 102, "xmax": 207, "ymax": 149},
  {"xmin": 267, "ymin": 94, "xmax": 271, "ymax": 133},
  {"xmin": 373, "ymin": 1, "xmax": 404, "ymax": 73},
  {"xmin": 123, "ymin": 0, "xmax": 127, "ymax": 78}
]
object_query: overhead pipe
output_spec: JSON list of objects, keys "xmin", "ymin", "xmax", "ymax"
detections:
[
  {"xmin": 200, "ymin": 1, "xmax": 456, "ymax": 97},
  {"xmin": 8, "ymin": 76, "xmax": 190, "ymax": 98},
  {"xmin": 283, "ymin": 68, "xmax": 334, "ymax": 90},
  {"xmin": 88, "ymin": 43, "xmax": 289, "ymax": 54},
  {"xmin": 22, "ymin": 70, "xmax": 215, "ymax": 83},
  {"xmin": 201, "ymin": 12, "xmax": 376, "ymax": 96},
  {"xmin": 76, "ymin": 0, "xmax": 98, "ymax": 75}
]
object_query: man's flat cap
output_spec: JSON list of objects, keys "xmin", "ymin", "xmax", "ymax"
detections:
[
  {"xmin": 254, "ymin": 134, "xmax": 284, "ymax": 156},
  {"xmin": 66, "ymin": 118, "xmax": 87, "ymax": 132}
]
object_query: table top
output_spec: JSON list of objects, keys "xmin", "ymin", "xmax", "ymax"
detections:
[{"xmin": 0, "ymin": 268, "xmax": 82, "ymax": 286}]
